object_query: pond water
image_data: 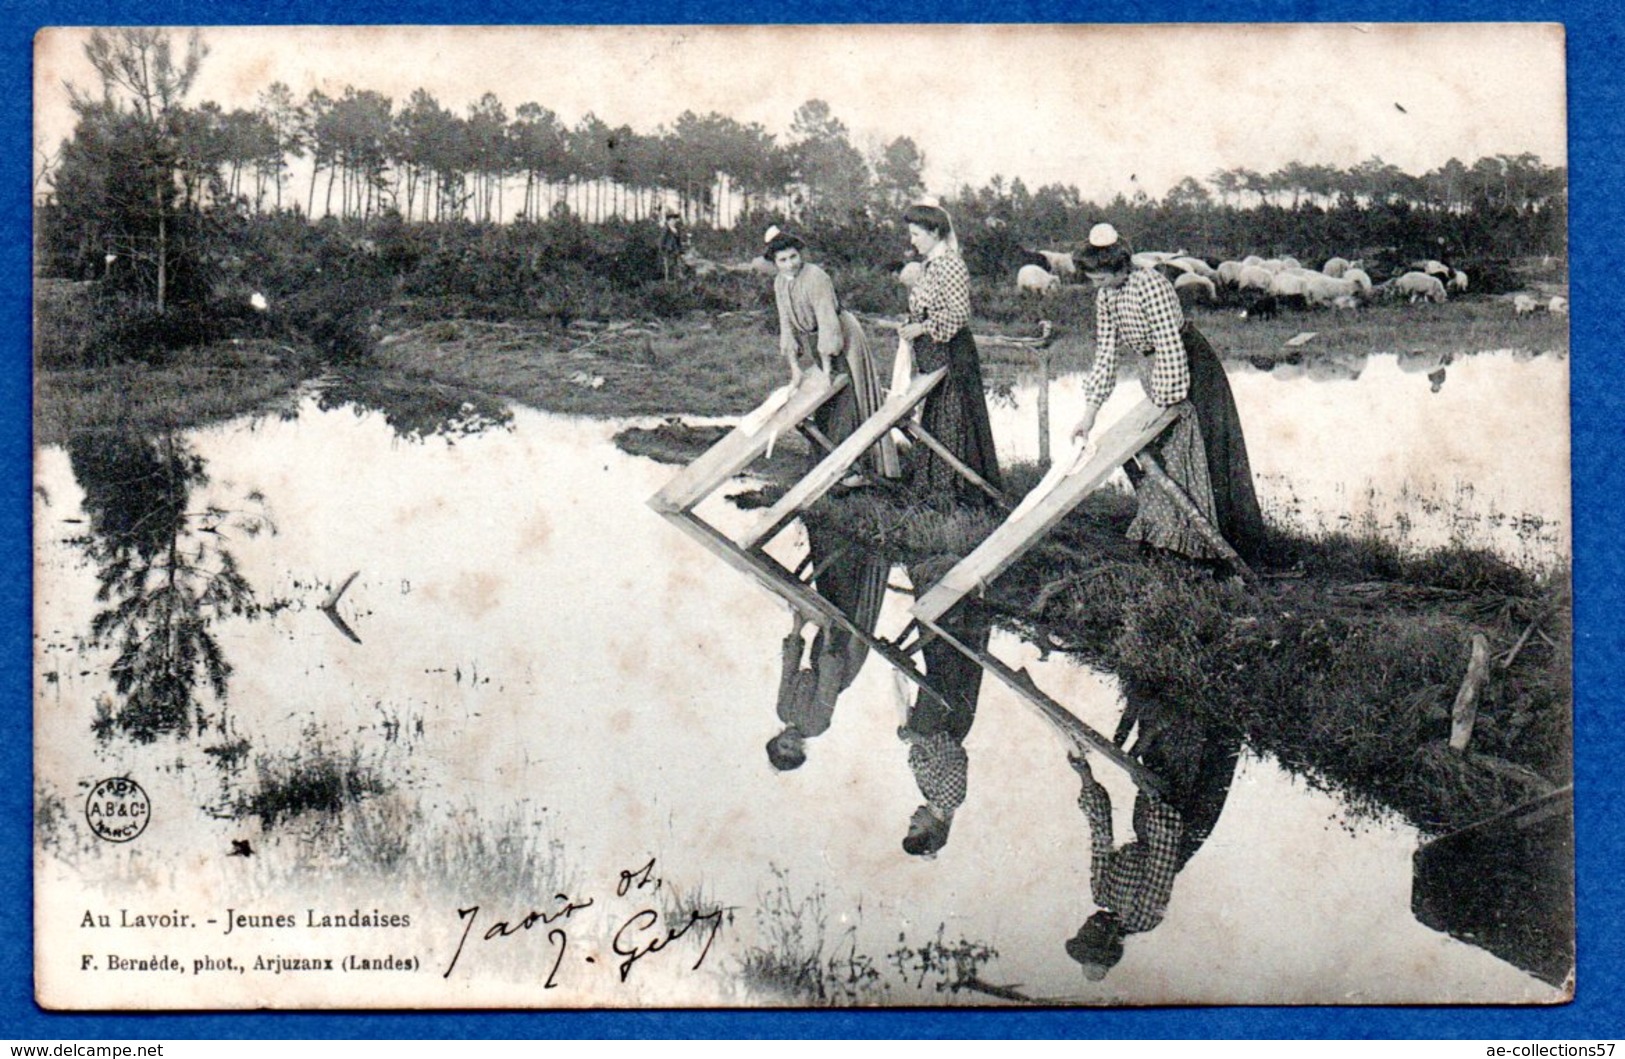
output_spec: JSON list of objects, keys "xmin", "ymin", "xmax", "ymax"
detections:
[{"xmin": 33, "ymin": 352, "xmax": 1569, "ymax": 1007}]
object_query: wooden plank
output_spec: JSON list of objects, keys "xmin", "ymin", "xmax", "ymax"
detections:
[
  {"xmin": 737, "ymin": 366, "xmax": 947, "ymax": 550},
  {"xmin": 648, "ymin": 370, "xmax": 847, "ymax": 515},
  {"xmin": 912, "ymin": 400, "xmax": 1179, "ymax": 625},
  {"xmin": 919, "ymin": 613, "xmax": 1166, "ymax": 798},
  {"xmin": 657, "ymin": 509, "xmax": 952, "ymax": 712}
]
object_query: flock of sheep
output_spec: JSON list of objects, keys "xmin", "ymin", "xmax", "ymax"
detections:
[{"xmin": 1014, "ymin": 248, "xmax": 1565, "ymax": 319}]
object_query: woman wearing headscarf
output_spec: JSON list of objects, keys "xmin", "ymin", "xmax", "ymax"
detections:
[
  {"xmin": 897, "ymin": 202, "xmax": 1002, "ymax": 506},
  {"xmin": 1070, "ymin": 223, "xmax": 1267, "ymax": 564},
  {"xmin": 766, "ymin": 226, "xmax": 900, "ymax": 481}
]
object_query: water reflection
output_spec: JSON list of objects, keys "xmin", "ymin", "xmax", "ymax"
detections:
[
  {"xmin": 65, "ymin": 431, "xmax": 272, "ymax": 743},
  {"xmin": 1065, "ymin": 693, "xmax": 1242, "ymax": 980},
  {"xmin": 900, "ymin": 562, "xmax": 992, "ymax": 858},
  {"xmin": 315, "ymin": 372, "xmax": 513, "ymax": 442},
  {"xmin": 767, "ymin": 524, "xmax": 889, "ymax": 772}
]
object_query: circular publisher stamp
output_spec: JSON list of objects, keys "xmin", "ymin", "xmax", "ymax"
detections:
[{"xmin": 85, "ymin": 777, "xmax": 150, "ymax": 843}]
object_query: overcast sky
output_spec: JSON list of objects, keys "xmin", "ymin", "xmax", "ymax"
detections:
[{"xmin": 34, "ymin": 23, "xmax": 1567, "ymax": 200}]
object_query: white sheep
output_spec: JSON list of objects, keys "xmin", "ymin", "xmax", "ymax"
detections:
[
  {"xmin": 1241, "ymin": 254, "xmax": 1265, "ymax": 267},
  {"xmin": 1449, "ymin": 269, "xmax": 1469, "ymax": 292},
  {"xmin": 1279, "ymin": 255, "xmax": 1303, "ymax": 270},
  {"xmin": 1549, "ymin": 295, "xmax": 1569, "ymax": 315},
  {"xmin": 1216, "ymin": 260, "xmax": 1245, "ymax": 286},
  {"xmin": 1344, "ymin": 268, "xmax": 1373, "ymax": 293},
  {"xmin": 1322, "ymin": 256, "xmax": 1351, "ymax": 278},
  {"xmin": 1392, "ymin": 271, "xmax": 1448, "ymax": 304},
  {"xmin": 1512, "ymin": 293, "xmax": 1542, "ymax": 316},
  {"xmin": 1172, "ymin": 272, "xmax": 1217, "ymax": 303},
  {"xmin": 1332, "ymin": 294, "xmax": 1361, "ymax": 311},
  {"xmin": 1270, "ymin": 270, "xmax": 1310, "ymax": 297},
  {"xmin": 1302, "ymin": 274, "xmax": 1360, "ymax": 306},
  {"xmin": 1016, "ymin": 263, "xmax": 1061, "ymax": 294},
  {"xmin": 1417, "ymin": 259, "xmax": 1451, "ymax": 279},
  {"xmin": 1237, "ymin": 265, "xmax": 1275, "ymax": 293},
  {"xmin": 1131, "ymin": 250, "xmax": 1178, "ymax": 270},
  {"xmin": 1038, "ymin": 250, "xmax": 1077, "ymax": 277},
  {"xmin": 1170, "ymin": 256, "xmax": 1217, "ymax": 280}
]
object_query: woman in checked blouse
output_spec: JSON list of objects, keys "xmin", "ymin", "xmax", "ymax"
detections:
[
  {"xmin": 897, "ymin": 202, "xmax": 1002, "ymax": 506},
  {"xmin": 1070, "ymin": 223, "xmax": 1266, "ymax": 564}
]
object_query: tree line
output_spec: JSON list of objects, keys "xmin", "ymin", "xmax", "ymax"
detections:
[{"xmin": 38, "ymin": 27, "xmax": 1566, "ymax": 316}]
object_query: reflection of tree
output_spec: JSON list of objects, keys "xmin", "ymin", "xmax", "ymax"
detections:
[
  {"xmin": 68, "ymin": 431, "xmax": 270, "ymax": 742},
  {"xmin": 315, "ymin": 374, "xmax": 513, "ymax": 443}
]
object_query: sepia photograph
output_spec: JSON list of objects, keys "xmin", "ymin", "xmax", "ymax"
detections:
[{"xmin": 31, "ymin": 23, "xmax": 1572, "ymax": 1010}]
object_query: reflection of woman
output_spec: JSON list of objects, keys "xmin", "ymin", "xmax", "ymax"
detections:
[
  {"xmin": 767, "ymin": 227, "xmax": 900, "ymax": 480},
  {"xmin": 898, "ymin": 560, "xmax": 992, "ymax": 856},
  {"xmin": 766, "ymin": 529, "xmax": 890, "ymax": 771},
  {"xmin": 897, "ymin": 203, "xmax": 1002, "ymax": 505},
  {"xmin": 1070, "ymin": 223, "xmax": 1266, "ymax": 563},
  {"xmin": 1064, "ymin": 694, "xmax": 1242, "ymax": 980}
]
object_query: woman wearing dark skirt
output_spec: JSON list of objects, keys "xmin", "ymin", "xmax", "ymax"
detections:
[
  {"xmin": 897, "ymin": 202, "xmax": 1002, "ymax": 505},
  {"xmin": 767, "ymin": 226, "xmax": 900, "ymax": 480},
  {"xmin": 1069, "ymin": 223, "xmax": 1266, "ymax": 564}
]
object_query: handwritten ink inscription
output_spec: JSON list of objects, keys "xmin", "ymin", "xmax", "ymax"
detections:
[{"xmin": 443, "ymin": 857, "xmax": 728, "ymax": 986}]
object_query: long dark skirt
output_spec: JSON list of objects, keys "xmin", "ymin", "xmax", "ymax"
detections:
[
  {"xmin": 1130, "ymin": 325, "xmax": 1266, "ymax": 563},
  {"xmin": 1181, "ymin": 323, "xmax": 1267, "ymax": 563},
  {"xmin": 911, "ymin": 327, "xmax": 1003, "ymax": 505}
]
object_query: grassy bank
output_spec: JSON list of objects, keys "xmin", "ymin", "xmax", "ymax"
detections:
[
  {"xmin": 788, "ymin": 472, "xmax": 1570, "ymax": 836},
  {"xmin": 34, "ymin": 340, "xmax": 314, "ymax": 448}
]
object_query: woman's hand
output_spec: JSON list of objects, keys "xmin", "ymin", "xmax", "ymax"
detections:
[
  {"xmin": 897, "ymin": 321, "xmax": 928, "ymax": 342},
  {"xmin": 1071, "ymin": 405, "xmax": 1098, "ymax": 443}
]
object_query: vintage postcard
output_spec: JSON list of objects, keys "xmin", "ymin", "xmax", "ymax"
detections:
[{"xmin": 32, "ymin": 23, "xmax": 1571, "ymax": 1008}]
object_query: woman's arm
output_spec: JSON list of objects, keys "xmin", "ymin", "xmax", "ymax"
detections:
[
  {"xmin": 774, "ymin": 277, "xmax": 801, "ymax": 385},
  {"xmin": 806, "ymin": 267, "xmax": 844, "ymax": 371},
  {"xmin": 1073, "ymin": 295, "xmax": 1119, "ymax": 439}
]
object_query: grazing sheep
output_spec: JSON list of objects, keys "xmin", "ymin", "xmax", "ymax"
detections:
[
  {"xmin": 1549, "ymin": 295, "xmax": 1569, "ymax": 315},
  {"xmin": 1512, "ymin": 293, "xmax": 1541, "ymax": 316},
  {"xmin": 1270, "ymin": 271, "xmax": 1310, "ymax": 297},
  {"xmin": 1241, "ymin": 254, "xmax": 1265, "ymax": 267},
  {"xmin": 1016, "ymin": 263, "xmax": 1061, "ymax": 294},
  {"xmin": 1173, "ymin": 272, "xmax": 1217, "ymax": 304},
  {"xmin": 1038, "ymin": 250, "xmax": 1077, "ymax": 277},
  {"xmin": 1449, "ymin": 269, "xmax": 1469, "ymax": 292},
  {"xmin": 1416, "ymin": 259, "xmax": 1451, "ymax": 278},
  {"xmin": 1216, "ymin": 260, "xmax": 1245, "ymax": 286},
  {"xmin": 1303, "ymin": 274, "xmax": 1360, "ymax": 306},
  {"xmin": 1391, "ymin": 271, "xmax": 1448, "ymax": 304},
  {"xmin": 1131, "ymin": 250, "xmax": 1178, "ymax": 270},
  {"xmin": 1344, "ymin": 268, "xmax": 1373, "ymax": 293},
  {"xmin": 1237, "ymin": 265, "xmax": 1275, "ymax": 293},
  {"xmin": 1332, "ymin": 295, "xmax": 1360, "ymax": 311},
  {"xmin": 1170, "ymin": 256, "xmax": 1218, "ymax": 280},
  {"xmin": 1322, "ymin": 256, "xmax": 1351, "ymax": 278},
  {"xmin": 1279, "ymin": 256, "xmax": 1303, "ymax": 270}
]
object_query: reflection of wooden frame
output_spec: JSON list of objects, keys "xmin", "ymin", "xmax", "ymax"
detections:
[
  {"xmin": 911, "ymin": 398, "xmax": 1259, "ymax": 797},
  {"xmin": 739, "ymin": 366, "xmax": 951, "ymax": 549},
  {"xmin": 649, "ymin": 370, "xmax": 957, "ymax": 712}
]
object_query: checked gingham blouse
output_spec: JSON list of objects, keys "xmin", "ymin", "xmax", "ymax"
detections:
[
  {"xmin": 1081, "ymin": 268, "xmax": 1192, "ymax": 411},
  {"xmin": 1079, "ymin": 778, "xmax": 1185, "ymax": 934},
  {"xmin": 907, "ymin": 245, "xmax": 973, "ymax": 344}
]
